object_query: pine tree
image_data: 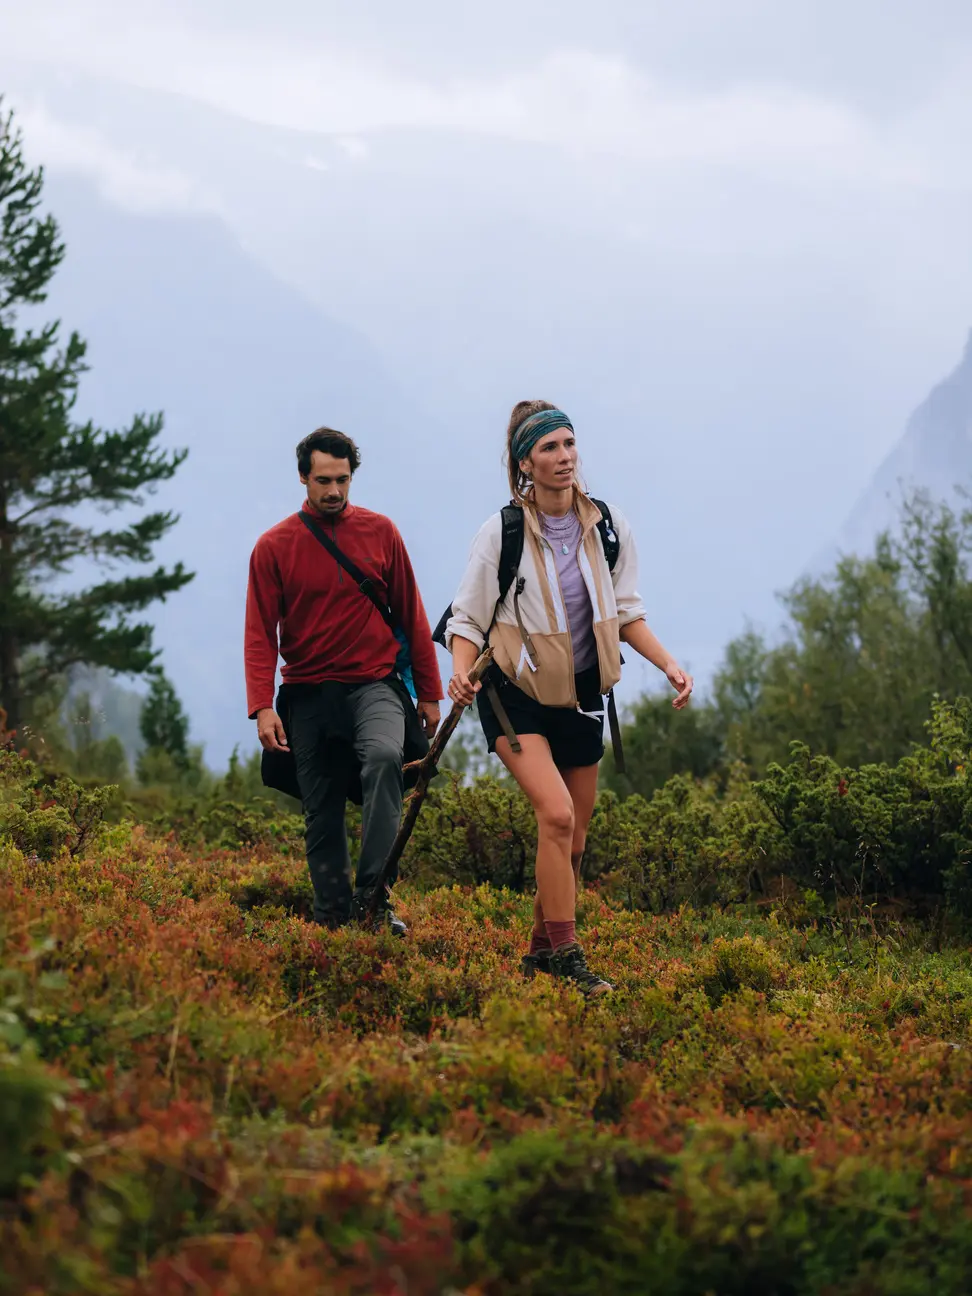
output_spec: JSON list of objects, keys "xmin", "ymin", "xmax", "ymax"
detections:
[
  {"xmin": 138, "ymin": 671, "xmax": 189, "ymax": 769},
  {"xmin": 0, "ymin": 100, "xmax": 193, "ymax": 733}
]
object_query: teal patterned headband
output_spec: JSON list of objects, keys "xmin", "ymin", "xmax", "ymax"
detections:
[{"xmin": 511, "ymin": 409, "xmax": 574, "ymax": 465}]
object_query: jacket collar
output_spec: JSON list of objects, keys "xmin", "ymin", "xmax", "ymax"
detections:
[
  {"xmin": 301, "ymin": 499, "xmax": 356, "ymax": 525},
  {"xmin": 523, "ymin": 485, "xmax": 602, "ymax": 539}
]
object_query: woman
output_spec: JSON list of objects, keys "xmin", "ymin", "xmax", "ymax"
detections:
[{"xmin": 445, "ymin": 400, "xmax": 693, "ymax": 996}]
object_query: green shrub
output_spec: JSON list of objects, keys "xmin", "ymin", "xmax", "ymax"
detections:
[
  {"xmin": 440, "ymin": 1125, "xmax": 972, "ymax": 1295},
  {"xmin": 695, "ymin": 935, "xmax": 789, "ymax": 1006},
  {"xmin": 441, "ymin": 1130, "xmax": 673, "ymax": 1293},
  {"xmin": 132, "ymin": 786, "xmax": 305, "ymax": 854},
  {"xmin": 403, "ymin": 770, "xmax": 762, "ymax": 913},
  {"xmin": 589, "ymin": 774, "xmax": 764, "ymax": 913},
  {"xmin": 0, "ymin": 751, "xmax": 114, "ymax": 860},
  {"xmin": 403, "ymin": 772, "xmax": 538, "ymax": 890},
  {"xmin": 0, "ymin": 933, "xmax": 69, "ymax": 1197},
  {"xmin": 755, "ymin": 698, "xmax": 972, "ymax": 914},
  {"xmin": 392, "ymin": 698, "xmax": 972, "ymax": 921},
  {"xmin": 0, "ymin": 1056, "xmax": 64, "ymax": 1195}
]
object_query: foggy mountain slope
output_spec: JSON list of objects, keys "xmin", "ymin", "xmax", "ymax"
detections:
[
  {"xmin": 45, "ymin": 178, "xmax": 451, "ymax": 761},
  {"xmin": 830, "ymin": 331, "xmax": 972, "ymax": 563}
]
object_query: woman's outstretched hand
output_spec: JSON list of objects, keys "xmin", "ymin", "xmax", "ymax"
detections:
[
  {"xmin": 665, "ymin": 661, "xmax": 694, "ymax": 709},
  {"xmin": 619, "ymin": 621, "xmax": 693, "ymax": 708}
]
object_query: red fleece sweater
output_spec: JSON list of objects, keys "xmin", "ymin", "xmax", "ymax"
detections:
[{"xmin": 245, "ymin": 502, "xmax": 442, "ymax": 717}]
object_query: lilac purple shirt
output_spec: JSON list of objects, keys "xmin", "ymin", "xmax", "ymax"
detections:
[{"xmin": 539, "ymin": 510, "xmax": 599, "ymax": 673}]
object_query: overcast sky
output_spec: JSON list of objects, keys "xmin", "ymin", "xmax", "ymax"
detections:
[
  {"xmin": 4, "ymin": 2, "xmax": 971, "ymax": 167},
  {"xmin": 4, "ymin": 0, "xmax": 971, "ymax": 521},
  {"xmin": 6, "ymin": 2, "xmax": 970, "ymax": 436}
]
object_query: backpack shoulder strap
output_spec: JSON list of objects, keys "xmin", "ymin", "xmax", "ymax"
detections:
[
  {"xmin": 589, "ymin": 498, "xmax": 626, "ymax": 770},
  {"xmin": 431, "ymin": 504, "xmax": 524, "ymax": 649},
  {"xmin": 298, "ymin": 511, "xmax": 395, "ymax": 628},
  {"xmin": 589, "ymin": 497, "xmax": 620, "ymax": 572},
  {"xmin": 497, "ymin": 504, "xmax": 525, "ymax": 602}
]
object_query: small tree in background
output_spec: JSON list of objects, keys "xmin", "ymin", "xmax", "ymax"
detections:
[
  {"xmin": 611, "ymin": 491, "xmax": 972, "ymax": 797},
  {"xmin": 0, "ymin": 100, "xmax": 193, "ymax": 735},
  {"xmin": 137, "ymin": 671, "xmax": 190, "ymax": 784},
  {"xmin": 712, "ymin": 495, "xmax": 972, "ymax": 774}
]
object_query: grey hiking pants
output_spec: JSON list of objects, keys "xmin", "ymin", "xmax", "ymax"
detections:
[{"xmin": 288, "ymin": 681, "xmax": 405, "ymax": 925}]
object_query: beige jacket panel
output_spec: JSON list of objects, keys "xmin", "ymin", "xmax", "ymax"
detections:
[{"xmin": 446, "ymin": 490, "xmax": 647, "ymax": 707}]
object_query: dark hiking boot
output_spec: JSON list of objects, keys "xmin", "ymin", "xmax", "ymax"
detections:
[
  {"xmin": 521, "ymin": 950, "xmax": 553, "ymax": 979},
  {"xmin": 318, "ymin": 912, "xmax": 349, "ymax": 932},
  {"xmin": 351, "ymin": 887, "xmax": 408, "ymax": 938},
  {"xmin": 549, "ymin": 943, "xmax": 613, "ymax": 997}
]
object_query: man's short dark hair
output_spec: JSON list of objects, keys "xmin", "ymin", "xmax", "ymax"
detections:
[{"xmin": 296, "ymin": 427, "xmax": 362, "ymax": 477}]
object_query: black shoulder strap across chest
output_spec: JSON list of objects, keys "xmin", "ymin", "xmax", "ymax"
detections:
[
  {"xmin": 589, "ymin": 497, "xmax": 621, "ymax": 572},
  {"xmin": 431, "ymin": 498, "xmax": 622, "ymax": 651},
  {"xmin": 497, "ymin": 505, "xmax": 526, "ymax": 603},
  {"xmin": 298, "ymin": 511, "xmax": 395, "ymax": 629},
  {"xmin": 498, "ymin": 498, "xmax": 620, "ymax": 598}
]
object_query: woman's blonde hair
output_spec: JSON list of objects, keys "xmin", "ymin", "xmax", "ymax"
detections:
[{"xmin": 505, "ymin": 399, "xmax": 558, "ymax": 503}]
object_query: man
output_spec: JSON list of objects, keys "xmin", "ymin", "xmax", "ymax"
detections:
[{"xmin": 245, "ymin": 427, "xmax": 442, "ymax": 934}]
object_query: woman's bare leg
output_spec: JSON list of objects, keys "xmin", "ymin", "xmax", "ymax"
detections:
[
  {"xmin": 561, "ymin": 763, "xmax": 600, "ymax": 886},
  {"xmin": 529, "ymin": 761, "xmax": 600, "ymax": 934},
  {"xmin": 531, "ymin": 890, "xmax": 546, "ymax": 942},
  {"xmin": 495, "ymin": 734, "xmax": 575, "ymax": 922}
]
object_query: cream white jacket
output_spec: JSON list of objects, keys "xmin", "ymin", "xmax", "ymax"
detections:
[{"xmin": 445, "ymin": 490, "xmax": 647, "ymax": 709}]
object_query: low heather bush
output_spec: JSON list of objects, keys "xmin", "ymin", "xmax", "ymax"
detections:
[{"xmin": 2, "ymin": 707, "xmax": 972, "ymax": 1292}]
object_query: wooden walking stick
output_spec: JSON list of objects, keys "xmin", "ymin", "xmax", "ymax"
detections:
[{"xmin": 370, "ymin": 647, "xmax": 494, "ymax": 914}]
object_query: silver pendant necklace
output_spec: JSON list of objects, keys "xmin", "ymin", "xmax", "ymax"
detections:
[{"xmin": 542, "ymin": 509, "xmax": 577, "ymax": 557}]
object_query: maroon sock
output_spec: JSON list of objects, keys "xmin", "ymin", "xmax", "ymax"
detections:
[
  {"xmin": 529, "ymin": 928, "xmax": 553, "ymax": 956},
  {"xmin": 544, "ymin": 919, "xmax": 576, "ymax": 951}
]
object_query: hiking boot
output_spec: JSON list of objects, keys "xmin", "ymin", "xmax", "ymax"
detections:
[
  {"xmin": 351, "ymin": 886, "xmax": 408, "ymax": 937},
  {"xmin": 520, "ymin": 950, "xmax": 553, "ymax": 979},
  {"xmin": 549, "ymin": 943, "xmax": 613, "ymax": 997},
  {"xmin": 317, "ymin": 911, "xmax": 349, "ymax": 932}
]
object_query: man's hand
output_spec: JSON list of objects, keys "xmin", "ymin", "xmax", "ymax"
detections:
[
  {"xmin": 257, "ymin": 708, "xmax": 289, "ymax": 752},
  {"xmin": 665, "ymin": 662, "xmax": 694, "ymax": 710},
  {"xmin": 417, "ymin": 700, "xmax": 441, "ymax": 740}
]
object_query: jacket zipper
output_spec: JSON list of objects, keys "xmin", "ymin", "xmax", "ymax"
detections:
[{"xmin": 576, "ymin": 527, "xmax": 609, "ymax": 695}]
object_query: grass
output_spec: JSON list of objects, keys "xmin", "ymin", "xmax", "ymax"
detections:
[{"xmin": 2, "ymin": 822, "xmax": 972, "ymax": 1294}]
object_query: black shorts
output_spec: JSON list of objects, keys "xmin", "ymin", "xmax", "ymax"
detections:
[{"xmin": 477, "ymin": 665, "xmax": 605, "ymax": 769}]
